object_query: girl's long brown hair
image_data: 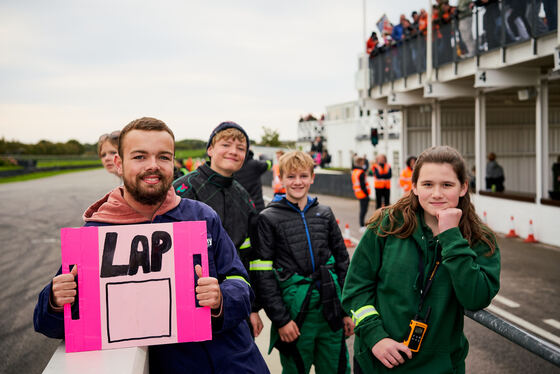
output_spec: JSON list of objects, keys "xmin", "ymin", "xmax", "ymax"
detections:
[{"xmin": 367, "ymin": 146, "xmax": 496, "ymax": 254}]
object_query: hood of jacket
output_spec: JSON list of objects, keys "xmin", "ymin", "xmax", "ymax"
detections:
[
  {"xmin": 268, "ymin": 195, "xmax": 318, "ymax": 212},
  {"xmin": 83, "ymin": 185, "xmax": 181, "ymax": 224}
]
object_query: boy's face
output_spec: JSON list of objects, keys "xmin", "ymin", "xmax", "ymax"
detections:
[
  {"xmin": 207, "ymin": 136, "xmax": 247, "ymax": 176},
  {"xmin": 281, "ymin": 167, "xmax": 314, "ymax": 203}
]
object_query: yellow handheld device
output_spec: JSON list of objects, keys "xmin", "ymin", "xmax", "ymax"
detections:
[{"xmin": 403, "ymin": 319, "xmax": 428, "ymax": 352}]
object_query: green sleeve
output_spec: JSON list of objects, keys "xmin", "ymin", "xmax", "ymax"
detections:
[
  {"xmin": 438, "ymin": 227, "xmax": 501, "ymax": 310},
  {"xmin": 342, "ymin": 230, "xmax": 390, "ymax": 350}
]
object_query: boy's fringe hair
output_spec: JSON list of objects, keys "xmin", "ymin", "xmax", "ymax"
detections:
[
  {"xmin": 367, "ymin": 146, "xmax": 497, "ymax": 255},
  {"xmin": 211, "ymin": 128, "xmax": 246, "ymax": 147},
  {"xmin": 279, "ymin": 151, "xmax": 315, "ymax": 177}
]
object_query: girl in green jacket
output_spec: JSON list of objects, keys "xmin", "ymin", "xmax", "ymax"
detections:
[{"xmin": 342, "ymin": 146, "xmax": 500, "ymax": 373}]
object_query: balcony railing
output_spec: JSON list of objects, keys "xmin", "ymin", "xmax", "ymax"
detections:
[{"xmin": 368, "ymin": 0, "xmax": 557, "ymax": 88}]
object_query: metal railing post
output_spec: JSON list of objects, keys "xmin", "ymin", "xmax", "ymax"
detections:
[
  {"xmin": 475, "ymin": 4, "xmax": 480, "ymax": 56},
  {"xmin": 465, "ymin": 309, "xmax": 560, "ymax": 367},
  {"xmin": 500, "ymin": 0, "xmax": 506, "ymax": 47}
]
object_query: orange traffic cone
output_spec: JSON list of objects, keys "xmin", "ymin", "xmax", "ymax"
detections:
[
  {"xmin": 524, "ymin": 219, "xmax": 538, "ymax": 243},
  {"xmin": 343, "ymin": 224, "xmax": 356, "ymax": 248},
  {"xmin": 506, "ymin": 216, "xmax": 518, "ymax": 238}
]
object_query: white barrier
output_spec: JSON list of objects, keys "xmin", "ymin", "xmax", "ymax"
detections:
[{"xmin": 42, "ymin": 342, "xmax": 148, "ymax": 374}]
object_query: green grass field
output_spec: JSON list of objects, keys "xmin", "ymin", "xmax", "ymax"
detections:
[
  {"xmin": 0, "ymin": 151, "xmax": 204, "ymax": 184},
  {"xmin": 0, "ymin": 167, "xmax": 103, "ymax": 184},
  {"xmin": 36, "ymin": 159, "xmax": 101, "ymax": 167},
  {"xmin": 175, "ymin": 149, "xmax": 207, "ymax": 159},
  {"xmin": 0, "ymin": 165, "xmax": 23, "ymax": 171}
]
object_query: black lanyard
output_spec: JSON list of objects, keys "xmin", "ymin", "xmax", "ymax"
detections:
[{"xmin": 416, "ymin": 240, "xmax": 442, "ymax": 320}]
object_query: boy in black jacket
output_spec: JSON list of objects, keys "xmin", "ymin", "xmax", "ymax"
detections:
[
  {"xmin": 256, "ymin": 150, "xmax": 353, "ymax": 373},
  {"xmin": 173, "ymin": 121, "xmax": 263, "ymax": 337}
]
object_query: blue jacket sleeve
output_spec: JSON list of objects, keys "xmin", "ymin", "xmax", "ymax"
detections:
[
  {"xmin": 33, "ymin": 267, "xmax": 65, "ymax": 339},
  {"xmin": 207, "ymin": 212, "xmax": 254, "ymax": 333}
]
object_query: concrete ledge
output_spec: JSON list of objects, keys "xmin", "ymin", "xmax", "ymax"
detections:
[{"xmin": 42, "ymin": 342, "xmax": 148, "ymax": 374}]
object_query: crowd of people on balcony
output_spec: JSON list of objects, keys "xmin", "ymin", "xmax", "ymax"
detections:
[{"xmin": 366, "ymin": 0, "xmax": 558, "ymax": 81}]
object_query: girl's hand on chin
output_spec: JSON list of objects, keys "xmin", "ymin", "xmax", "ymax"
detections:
[{"xmin": 436, "ymin": 208, "xmax": 462, "ymax": 233}]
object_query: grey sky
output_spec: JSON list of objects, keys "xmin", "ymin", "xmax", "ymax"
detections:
[{"xmin": 0, "ymin": 0, "xmax": 424, "ymax": 144}]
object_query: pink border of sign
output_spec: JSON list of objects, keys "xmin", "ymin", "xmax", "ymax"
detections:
[
  {"xmin": 61, "ymin": 226, "xmax": 102, "ymax": 352},
  {"xmin": 173, "ymin": 221, "xmax": 212, "ymax": 342}
]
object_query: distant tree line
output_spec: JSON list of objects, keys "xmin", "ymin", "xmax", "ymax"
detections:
[
  {"xmin": 0, "ymin": 138, "xmax": 94, "ymax": 155},
  {"xmin": 1, "ymin": 133, "xmax": 295, "ymax": 156},
  {"xmin": 175, "ymin": 139, "xmax": 207, "ymax": 150}
]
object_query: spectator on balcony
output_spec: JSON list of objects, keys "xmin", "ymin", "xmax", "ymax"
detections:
[
  {"xmin": 543, "ymin": 0, "xmax": 557, "ymax": 31},
  {"xmin": 417, "ymin": 8, "xmax": 429, "ymax": 70},
  {"xmin": 475, "ymin": 0, "xmax": 501, "ymax": 50},
  {"xmin": 366, "ymin": 31, "xmax": 379, "ymax": 55},
  {"xmin": 390, "ymin": 17, "xmax": 406, "ymax": 78},
  {"xmin": 411, "ymin": 11, "xmax": 420, "ymax": 31},
  {"xmin": 457, "ymin": 0, "xmax": 475, "ymax": 57},
  {"xmin": 400, "ymin": 16, "xmax": 417, "ymax": 74},
  {"xmin": 434, "ymin": 1, "xmax": 456, "ymax": 65},
  {"xmin": 504, "ymin": 0, "xmax": 531, "ymax": 43}
]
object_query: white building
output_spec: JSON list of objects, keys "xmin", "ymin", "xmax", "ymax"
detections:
[{"xmin": 307, "ymin": 5, "xmax": 560, "ymax": 247}]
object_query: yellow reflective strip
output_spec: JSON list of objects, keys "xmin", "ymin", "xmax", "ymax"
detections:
[
  {"xmin": 351, "ymin": 305, "xmax": 379, "ymax": 327},
  {"xmin": 226, "ymin": 275, "xmax": 251, "ymax": 286},
  {"xmin": 249, "ymin": 260, "xmax": 273, "ymax": 271},
  {"xmin": 239, "ymin": 237, "xmax": 251, "ymax": 250}
]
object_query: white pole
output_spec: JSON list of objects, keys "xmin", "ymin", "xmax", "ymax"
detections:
[
  {"xmin": 536, "ymin": 80, "xmax": 549, "ymax": 203},
  {"xmin": 427, "ymin": 0, "xmax": 433, "ymax": 82},
  {"xmin": 475, "ymin": 90, "xmax": 486, "ymax": 194},
  {"xmin": 363, "ymin": 0, "xmax": 367, "ymax": 45}
]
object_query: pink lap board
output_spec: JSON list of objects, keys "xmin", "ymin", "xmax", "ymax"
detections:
[{"xmin": 60, "ymin": 221, "xmax": 211, "ymax": 352}]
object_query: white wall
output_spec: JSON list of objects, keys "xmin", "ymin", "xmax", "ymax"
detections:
[{"xmin": 472, "ymin": 194, "xmax": 560, "ymax": 247}]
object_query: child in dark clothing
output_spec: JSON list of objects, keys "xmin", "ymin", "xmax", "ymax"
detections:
[
  {"xmin": 257, "ymin": 150, "xmax": 354, "ymax": 373},
  {"xmin": 173, "ymin": 121, "xmax": 264, "ymax": 336}
]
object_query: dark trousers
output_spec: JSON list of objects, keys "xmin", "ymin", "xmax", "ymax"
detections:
[
  {"xmin": 358, "ymin": 197, "xmax": 370, "ymax": 227},
  {"xmin": 375, "ymin": 188, "xmax": 390, "ymax": 209}
]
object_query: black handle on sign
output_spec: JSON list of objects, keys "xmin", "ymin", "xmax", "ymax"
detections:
[
  {"xmin": 193, "ymin": 254, "xmax": 202, "ymax": 308},
  {"xmin": 70, "ymin": 264, "xmax": 80, "ymax": 320}
]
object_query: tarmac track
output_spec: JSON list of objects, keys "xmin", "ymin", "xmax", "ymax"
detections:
[{"xmin": 1, "ymin": 169, "xmax": 559, "ymax": 373}]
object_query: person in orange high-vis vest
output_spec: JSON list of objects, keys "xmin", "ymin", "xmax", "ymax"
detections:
[
  {"xmin": 372, "ymin": 154, "xmax": 392, "ymax": 209},
  {"xmin": 272, "ymin": 150, "xmax": 286, "ymax": 196},
  {"xmin": 352, "ymin": 157, "xmax": 371, "ymax": 232},
  {"xmin": 399, "ymin": 155, "xmax": 417, "ymax": 194}
]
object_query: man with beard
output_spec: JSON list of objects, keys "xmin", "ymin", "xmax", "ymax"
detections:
[{"xmin": 33, "ymin": 117, "xmax": 269, "ymax": 374}]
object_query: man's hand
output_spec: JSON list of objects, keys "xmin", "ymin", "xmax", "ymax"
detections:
[
  {"xmin": 51, "ymin": 266, "xmax": 78, "ymax": 309},
  {"xmin": 250, "ymin": 312, "xmax": 263, "ymax": 337},
  {"xmin": 195, "ymin": 265, "xmax": 222, "ymax": 310},
  {"xmin": 278, "ymin": 320, "xmax": 300, "ymax": 343},
  {"xmin": 436, "ymin": 208, "xmax": 463, "ymax": 233},
  {"xmin": 343, "ymin": 316, "xmax": 355, "ymax": 337},
  {"xmin": 371, "ymin": 338, "xmax": 412, "ymax": 369}
]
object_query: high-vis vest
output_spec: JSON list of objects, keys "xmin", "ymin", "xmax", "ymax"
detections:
[
  {"xmin": 272, "ymin": 164, "xmax": 286, "ymax": 194},
  {"xmin": 400, "ymin": 166, "xmax": 413, "ymax": 192},
  {"xmin": 373, "ymin": 163, "xmax": 391, "ymax": 189},
  {"xmin": 351, "ymin": 169, "xmax": 370, "ymax": 199}
]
